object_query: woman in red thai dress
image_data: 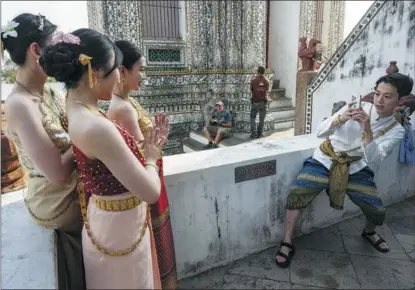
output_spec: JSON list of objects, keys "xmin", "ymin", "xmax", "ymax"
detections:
[
  {"xmin": 107, "ymin": 40, "xmax": 178, "ymax": 289},
  {"xmin": 40, "ymin": 28, "xmax": 164, "ymax": 289}
]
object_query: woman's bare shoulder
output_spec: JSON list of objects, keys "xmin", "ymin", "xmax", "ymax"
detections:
[
  {"xmin": 5, "ymin": 89, "xmax": 41, "ymax": 127},
  {"xmin": 70, "ymin": 113, "xmax": 122, "ymax": 154},
  {"xmin": 108, "ymin": 98, "xmax": 137, "ymax": 118}
]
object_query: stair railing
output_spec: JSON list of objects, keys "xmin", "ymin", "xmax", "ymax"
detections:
[{"xmin": 304, "ymin": 0, "xmax": 387, "ymax": 134}]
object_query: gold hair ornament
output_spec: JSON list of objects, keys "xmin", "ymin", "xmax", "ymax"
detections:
[{"xmin": 78, "ymin": 54, "xmax": 94, "ymax": 88}]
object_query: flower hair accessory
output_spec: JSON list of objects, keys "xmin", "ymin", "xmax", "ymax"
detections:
[
  {"xmin": 37, "ymin": 14, "xmax": 44, "ymax": 31},
  {"xmin": 51, "ymin": 31, "xmax": 81, "ymax": 45},
  {"xmin": 1, "ymin": 20, "xmax": 19, "ymax": 38},
  {"xmin": 79, "ymin": 54, "xmax": 94, "ymax": 88},
  {"xmin": 1, "ymin": 20, "xmax": 19, "ymax": 59}
]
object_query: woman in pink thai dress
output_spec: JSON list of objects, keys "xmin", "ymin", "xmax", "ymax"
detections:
[{"xmin": 40, "ymin": 28, "xmax": 165, "ymax": 289}]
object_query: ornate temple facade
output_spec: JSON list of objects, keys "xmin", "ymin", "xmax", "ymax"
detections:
[{"xmin": 87, "ymin": 1, "xmax": 345, "ymax": 155}]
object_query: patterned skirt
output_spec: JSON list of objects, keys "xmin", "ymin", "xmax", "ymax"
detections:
[{"xmin": 286, "ymin": 157, "xmax": 386, "ymax": 225}]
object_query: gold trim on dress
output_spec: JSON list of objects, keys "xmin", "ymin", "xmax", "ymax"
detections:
[
  {"xmin": 151, "ymin": 206, "xmax": 170, "ymax": 228},
  {"xmin": 78, "ymin": 182, "xmax": 150, "ymax": 257},
  {"xmin": 24, "ymin": 196, "xmax": 73, "ymax": 222},
  {"xmin": 93, "ymin": 195, "xmax": 143, "ymax": 211}
]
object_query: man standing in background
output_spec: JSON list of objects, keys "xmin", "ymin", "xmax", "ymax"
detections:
[{"xmin": 250, "ymin": 66, "xmax": 269, "ymax": 139}]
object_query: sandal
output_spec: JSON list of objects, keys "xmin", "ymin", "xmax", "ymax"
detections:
[
  {"xmin": 361, "ymin": 230, "xmax": 390, "ymax": 253},
  {"xmin": 275, "ymin": 242, "xmax": 295, "ymax": 269}
]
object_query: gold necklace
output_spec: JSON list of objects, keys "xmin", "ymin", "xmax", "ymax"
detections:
[
  {"xmin": 15, "ymin": 80, "xmax": 44, "ymax": 101},
  {"xmin": 113, "ymin": 92, "xmax": 128, "ymax": 100},
  {"xmin": 70, "ymin": 99, "xmax": 105, "ymax": 116}
]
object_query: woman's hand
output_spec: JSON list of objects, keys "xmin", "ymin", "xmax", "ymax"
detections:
[
  {"xmin": 154, "ymin": 113, "xmax": 169, "ymax": 144},
  {"xmin": 143, "ymin": 126, "xmax": 164, "ymax": 163}
]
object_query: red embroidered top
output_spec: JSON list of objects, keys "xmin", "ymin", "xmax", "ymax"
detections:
[{"xmin": 73, "ymin": 124, "xmax": 145, "ymax": 197}]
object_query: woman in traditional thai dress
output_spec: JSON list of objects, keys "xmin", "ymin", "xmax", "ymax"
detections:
[
  {"xmin": 3, "ymin": 14, "xmax": 85, "ymax": 289},
  {"xmin": 40, "ymin": 28, "xmax": 163, "ymax": 289},
  {"xmin": 107, "ymin": 40, "xmax": 178, "ymax": 290}
]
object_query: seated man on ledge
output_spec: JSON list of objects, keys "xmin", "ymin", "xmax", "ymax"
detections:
[
  {"xmin": 275, "ymin": 73, "xmax": 414, "ymax": 269},
  {"xmin": 204, "ymin": 101, "xmax": 232, "ymax": 149}
]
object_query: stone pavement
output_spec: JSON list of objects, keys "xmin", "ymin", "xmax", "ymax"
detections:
[{"xmin": 179, "ymin": 196, "xmax": 415, "ymax": 289}]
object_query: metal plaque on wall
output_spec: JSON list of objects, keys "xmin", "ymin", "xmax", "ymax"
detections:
[{"xmin": 234, "ymin": 160, "xmax": 276, "ymax": 183}]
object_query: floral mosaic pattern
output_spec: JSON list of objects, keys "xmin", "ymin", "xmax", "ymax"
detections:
[{"xmin": 88, "ymin": 0, "xmax": 270, "ymax": 154}]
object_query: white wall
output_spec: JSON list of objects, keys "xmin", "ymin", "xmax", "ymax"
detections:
[
  {"xmin": 268, "ymin": 1, "xmax": 301, "ymax": 104},
  {"xmin": 163, "ymin": 133, "xmax": 415, "ymax": 279},
  {"xmin": 3, "ymin": 132, "xmax": 414, "ymax": 287},
  {"xmin": 311, "ymin": 1, "xmax": 415, "ymax": 132}
]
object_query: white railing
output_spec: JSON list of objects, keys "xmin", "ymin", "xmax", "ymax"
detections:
[{"xmin": 304, "ymin": 0, "xmax": 387, "ymax": 134}]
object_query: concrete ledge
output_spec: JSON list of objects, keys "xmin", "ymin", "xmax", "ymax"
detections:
[
  {"xmin": 2, "ymin": 132, "xmax": 414, "ymax": 286},
  {"xmin": 163, "ymin": 132, "xmax": 415, "ymax": 279},
  {"xmin": 1, "ymin": 190, "xmax": 56, "ymax": 289}
]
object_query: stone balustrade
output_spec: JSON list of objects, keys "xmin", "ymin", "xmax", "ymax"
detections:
[{"xmin": 2, "ymin": 132, "xmax": 414, "ymax": 288}]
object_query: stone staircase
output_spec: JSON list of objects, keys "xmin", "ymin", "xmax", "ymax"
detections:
[{"xmin": 182, "ymin": 79, "xmax": 295, "ymax": 152}]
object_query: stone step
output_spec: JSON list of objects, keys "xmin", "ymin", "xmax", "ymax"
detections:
[
  {"xmin": 187, "ymin": 124, "xmax": 296, "ymax": 151},
  {"xmin": 182, "ymin": 137, "xmax": 207, "ymax": 152},
  {"xmin": 268, "ymin": 97, "xmax": 292, "ymax": 109},
  {"xmin": 266, "ymin": 106, "xmax": 296, "ymax": 120},
  {"xmin": 268, "ymin": 117, "xmax": 295, "ymax": 131},
  {"xmin": 270, "ymin": 88, "xmax": 286, "ymax": 99},
  {"xmin": 188, "ymin": 131, "xmax": 227, "ymax": 148},
  {"xmin": 272, "ymin": 79, "xmax": 280, "ymax": 89}
]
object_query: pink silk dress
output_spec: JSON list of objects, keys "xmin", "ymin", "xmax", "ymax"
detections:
[{"xmin": 73, "ymin": 119, "xmax": 161, "ymax": 289}]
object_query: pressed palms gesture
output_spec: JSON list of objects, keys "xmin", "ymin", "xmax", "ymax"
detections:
[{"xmin": 153, "ymin": 113, "xmax": 169, "ymax": 146}]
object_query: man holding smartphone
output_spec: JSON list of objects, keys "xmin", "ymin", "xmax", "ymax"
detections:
[{"xmin": 274, "ymin": 73, "xmax": 414, "ymax": 269}]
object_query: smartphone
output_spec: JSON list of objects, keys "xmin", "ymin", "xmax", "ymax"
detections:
[{"xmin": 350, "ymin": 95, "xmax": 362, "ymax": 109}]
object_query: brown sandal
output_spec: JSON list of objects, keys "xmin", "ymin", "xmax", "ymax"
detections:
[
  {"xmin": 275, "ymin": 242, "xmax": 295, "ymax": 269},
  {"xmin": 361, "ymin": 230, "xmax": 390, "ymax": 253}
]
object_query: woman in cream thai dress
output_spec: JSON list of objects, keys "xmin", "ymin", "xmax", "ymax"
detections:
[
  {"xmin": 107, "ymin": 40, "xmax": 178, "ymax": 289},
  {"xmin": 40, "ymin": 28, "xmax": 163, "ymax": 289},
  {"xmin": 2, "ymin": 14, "xmax": 84, "ymax": 289}
]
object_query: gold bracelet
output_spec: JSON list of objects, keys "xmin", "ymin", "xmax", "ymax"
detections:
[{"xmin": 336, "ymin": 115, "xmax": 345, "ymax": 126}]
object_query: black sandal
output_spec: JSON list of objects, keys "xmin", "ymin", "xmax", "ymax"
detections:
[
  {"xmin": 275, "ymin": 242, "xmax": 295, "ymax": 269},
  {"xmin": 361, "ymin": 230, "xmax": 390, "ymax": 253}
]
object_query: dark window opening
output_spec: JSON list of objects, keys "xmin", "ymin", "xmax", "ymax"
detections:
[{"xmin": 141, "ymin": 0, "xmax": 181, "ymax": 40}]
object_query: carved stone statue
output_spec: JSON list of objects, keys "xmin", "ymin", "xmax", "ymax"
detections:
[{"xmin": 298, "ymin": 37, "xmax": 321, "ymax": 72}]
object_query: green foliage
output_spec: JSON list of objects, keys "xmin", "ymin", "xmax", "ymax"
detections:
[{"xmin": 1, "ymin": 67, "xmax": 17, "ymax": 83}]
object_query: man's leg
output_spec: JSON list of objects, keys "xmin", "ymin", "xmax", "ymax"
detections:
[
  {"xmin": 213, "ymin": 131, "xmax": 222, "ymax": 147},
  {"xmin": 347, "ymin": 168, "xmax": 388, "ymax": 251},
  {"xmin": 204, "ymin": 126, "xmax": 215, "ymax": 148},
  {"xmin": 215, "ymin": 128, "xmax": 231, "ymax": 145},
  {"xmin": 276, "ymin": 158, "xmax": 329, "ymax": 267},
  {"xmin": 257, "ymin": 101, "xmax": 267, "ymax": 138},
  {"xmin": 250, "ymin": 103, "xmax": 258, "ymax": 138}
]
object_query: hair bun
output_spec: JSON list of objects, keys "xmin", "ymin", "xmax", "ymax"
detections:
[{"xmin": 39, "ymin": 43, "xmax": 83, "ymax": 84}]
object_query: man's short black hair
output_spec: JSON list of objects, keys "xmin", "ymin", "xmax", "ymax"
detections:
[
  {"xmin": 257, "ymin": 66, "xmax": 265, "ymax": 75},
  {"xmin": 375, "ymin": 73, "xmax": 413, "ymax": 98}
]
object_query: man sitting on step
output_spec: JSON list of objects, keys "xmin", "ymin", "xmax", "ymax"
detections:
[
  {"xmin": 204, "ymin": 101, "xmax": 232, "ymax": 149},
  {"xmin": 274, "ymin": 72, "xmax": 413, "ymax": 269}
]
